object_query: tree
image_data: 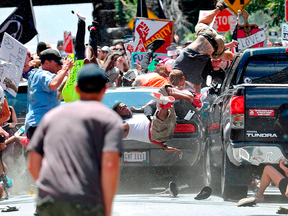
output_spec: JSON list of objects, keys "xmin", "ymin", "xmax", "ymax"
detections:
[{"xmin": 245, "ymin": 0, "xmax": 285, "ymax": 27}]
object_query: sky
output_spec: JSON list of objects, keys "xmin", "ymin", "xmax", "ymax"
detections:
[{"xmin": 0, "ymin": 3, "xmax": 93, "ymax": 53}]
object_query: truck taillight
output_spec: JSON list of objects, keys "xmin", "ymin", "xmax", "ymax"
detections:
[
  {"xmin": 174, "ymin": 124, "xmax": 195, "ymax": 133},
  {"xmin": 230, "ymin": 96, "xmax": 244, "ymax": 114}
]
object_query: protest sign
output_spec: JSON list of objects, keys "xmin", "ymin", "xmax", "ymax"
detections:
[
  {"xmin": 131, "ymin": 52, "xmax": 168, "ymax": 69},
  {"xmin": 124, "ymin": 40, "xmax": 139, "ymax": 64},
  {"xmin": 235, "ymin": 10, "xmax": 268, "ymax": 50},
  {"xmin": 64, "ymin": 30, "xmax": 73, "ymax": 54},
  {"xmin": 134, "ymin": 18, "xmax": 174, "ymax": 54},
  {"xmin": 62, "ymin": 54, "xmax": 83, "ymax": 102},
  {"xmin": 0, "ymin": 32, "xmax": 27, "ymax": 97},
  {"xmin": 282, "ymin": 24, "xmax": 288, "ymax": 42}
]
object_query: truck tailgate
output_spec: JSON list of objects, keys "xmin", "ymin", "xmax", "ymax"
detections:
[{"xmin": 245, "ymin": 86, "xmax": 288, "ymax": 142}]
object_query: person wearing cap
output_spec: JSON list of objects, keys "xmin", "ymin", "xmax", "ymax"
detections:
[
  {"xmin": 101, "ymin": 46, "xmax": 112, "ymax": 60},
  {"xmin": 25, "ymin": 49, "xmax": 74, "ymax": 141},
  {"xmin": 27, "ymin": 64, "xmax": 123, "ymax": 216},
  {"xmin": 172, "ymin": 0, "xmax": 237, "ymax": 93}
]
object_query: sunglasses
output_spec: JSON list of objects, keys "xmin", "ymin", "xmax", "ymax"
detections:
[{"xmin": 116, "ymin": 48, "xmax": 123, "ymax": 51}]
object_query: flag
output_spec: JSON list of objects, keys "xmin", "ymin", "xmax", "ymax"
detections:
[
  {"xmin": 137, "ymin": 0, "xmax": 148, "ymax": 18},
  {"xmin": 231, "ymin": 21, "xmax": 238, "ymax": 54},
  {"xmin": 157, "ymin": 0, "xmax": 166, "ymax": 19},
  {"xmin": 0, "ymin": 0, "xmax": 38, "ymax": 45}
]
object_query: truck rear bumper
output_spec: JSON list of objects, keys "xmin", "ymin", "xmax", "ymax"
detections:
[{"xmin": 227, "ymin": 143, "xmax": 287, "ymax": 166}]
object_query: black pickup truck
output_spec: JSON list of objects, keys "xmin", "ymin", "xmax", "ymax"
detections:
[{"xmin": 202, "ymin": 47, "xmax": 288, "ymax": 200}]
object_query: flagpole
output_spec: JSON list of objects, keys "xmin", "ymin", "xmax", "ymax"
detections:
[{"xmin": 30, "ymin": 0, "xmax": 39, "ymax": 45}]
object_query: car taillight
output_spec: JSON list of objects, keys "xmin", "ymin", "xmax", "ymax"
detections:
[
  {"xmin": 230, "ymin": 96, "xmax": 244, "ymax": 114},
  {"xmin": 174, "ymin": 124, "xmax": 195, "ymax": 133}
]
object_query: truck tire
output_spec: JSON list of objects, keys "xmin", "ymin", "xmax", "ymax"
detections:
[
  {"xmin": 221, "ymin": 154, "xmax": 248, "ymax": 201},
  {"xmin": 203, "ymin": 138, "xmax": 220, "ymax": 194}
]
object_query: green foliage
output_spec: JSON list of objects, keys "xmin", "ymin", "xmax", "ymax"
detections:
[
  {"xmin": 181, "ymin": 32, "xmax": 197, "ymax": 43},
  {"xmin": 245, "ymin": 0, "xmax": 285, "ymax": 27},
  {"xmin": 114, "ymin": 0, "xmax": 137, "ymax": 25}
]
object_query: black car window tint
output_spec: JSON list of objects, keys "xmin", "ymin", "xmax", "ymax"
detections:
[{"xmin": 242, "ymin": 55, "xmax": 288, "ymax": 84}]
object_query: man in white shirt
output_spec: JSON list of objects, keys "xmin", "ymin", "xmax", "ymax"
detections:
[{"xmin": 113, "ymin": 90, "xmax": 179, "ymax": 152}]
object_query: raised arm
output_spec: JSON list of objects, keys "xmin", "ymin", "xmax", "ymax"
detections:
[{"xmin": 49, "ymin": 58, "xmax": 75, "ymax": 91}]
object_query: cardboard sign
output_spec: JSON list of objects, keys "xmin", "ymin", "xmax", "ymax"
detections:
[
  {"xmin": 282, "ymin": 24, "xmax": 288, "ymax": 42},
  {"xmin": 134, "ymin": 18, "xmax": 174, "ymax": 54},
  {"xmin": 131, "ymin": 52, "xmax": 168, "ymax": 69},
  {"xmin": 0, "ymin": 32, "xmax": 27, "ymax": 97},
  {"xmin": 249, "ymin": 109, "xmax": 274, "ymax": 117}
]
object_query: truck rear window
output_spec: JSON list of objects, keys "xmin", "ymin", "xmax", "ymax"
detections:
[{"xmin": 243, "ymin": 56, "xmax": 288, "ymax": 84}]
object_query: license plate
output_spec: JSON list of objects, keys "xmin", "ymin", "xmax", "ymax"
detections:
[{"xmin": 124, "ymin": 151, "xmax": 147, "ymax": 162}]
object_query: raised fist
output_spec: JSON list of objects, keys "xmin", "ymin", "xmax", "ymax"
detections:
[{"xmin": 136, "ymin": 22, "xmax": 149, "ymax": 41}]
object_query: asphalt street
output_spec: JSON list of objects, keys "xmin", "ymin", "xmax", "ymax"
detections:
[{"xmin": 0, "ymin": 189, "xmax": 287, "ymax": 216}]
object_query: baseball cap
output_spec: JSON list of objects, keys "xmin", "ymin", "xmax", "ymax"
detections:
[
  {"xmin": 77, "ymin": 64, "xmax": 108, "ymax": 92},
  {"xmin": 40, "ymin": 49, "xmax": 63, "ymax": 65},
  {"xmin": 101, "ymin": 46, "xmax": 112, "ymax": 53}
]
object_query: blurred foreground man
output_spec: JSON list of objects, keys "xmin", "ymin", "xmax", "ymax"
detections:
[{"xmin": 27, "ymin": 64, "xmax": 123, "ymax": 216}]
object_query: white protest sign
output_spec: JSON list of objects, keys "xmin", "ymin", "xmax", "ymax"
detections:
[
  {"xmin": 282, "ymin": 24, "xmax": 288, "ymax": 42},
  {"xmin": 199, "ymin": 10, "xmax": 216, "ymax": 28},
  {"xmin": 0, "ymin": 33, "xmax": 27, "ymax": 97},
  {"xmin": 124, "ymin": 40, "xmax": 139, "ymax": 64},
  {"xmin": 237, "ymin": 30, "xmax": 267, "ymax": 50}
]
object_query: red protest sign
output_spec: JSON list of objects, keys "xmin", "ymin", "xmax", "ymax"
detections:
[
  {"xmin": 134, "ymin": 18, "xmax": 174, "ymax": 54},
  {"xmin": 64, "ymin": 31, "xmax": 73, "ymax": 54}
]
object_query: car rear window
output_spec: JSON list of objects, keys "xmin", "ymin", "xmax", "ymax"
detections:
[
  {"xmin": 243, "ymin": 55, "xmax": 288, "ymax": 84},
  {"xmin": 103, "ymin": 91, "xmax": 154, "ymax": 109}
]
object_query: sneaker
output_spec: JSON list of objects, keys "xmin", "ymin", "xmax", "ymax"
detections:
[
  {"xmin": 216, "ymin": 0, "xmax": 228, "ymax": 11},
  {"xmin": 150, "ymin": 92, "xmax": 175, "ymax": 105},
  {"xmin": 169, "ymin": 181, "xmax": 178, "ymax": 197},
  {"xmin": 146, "ymin": 39, "xmax": 166, "ymax": 53},
  {"xmin": 237, "ymin": 192, "xmax": 264, "ymax": 207},
  {"xmin": 194, "ymin": 186, "xmax": 212, "ymax": 200}
]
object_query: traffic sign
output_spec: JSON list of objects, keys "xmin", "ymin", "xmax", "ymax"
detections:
[
  {"xmin": 224, "ymin": 0, "xmax": 252, "ymax": 15},
  {"xmin": 213, "ymin": 9, "xmax": 236, "ymax": 33},
  {"xmin": 286, "ymin": 0, "xmax": 288, "ymax": 22}
]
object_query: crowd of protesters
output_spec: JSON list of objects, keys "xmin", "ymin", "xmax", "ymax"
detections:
[{"xmin": 0, "ymin": 0, "xmax": 287, "ymax": 215}]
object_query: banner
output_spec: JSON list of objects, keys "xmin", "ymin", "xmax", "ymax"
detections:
[
  {"xmin": 0, "ymin": 33, "xmax": 27, "ymax": 97},
  {"xmin": 62, "ymin": 54, "xmax": 83, "ymax": 102},
  {"xmin": 134, "ymin": 18, "xmax": 174, "ymax": 54},
  {"xmin": 131, "ymin": 52, "xmax": 167, "ymax": 69},
  {"xmin": 0, "ymin": 0, "xmax": 37, "ymax": 46}
]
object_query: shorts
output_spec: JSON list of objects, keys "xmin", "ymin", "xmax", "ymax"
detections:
[
  {"xmin": 279, "ymin": 177, "xmax": 288, "ymax": 196},
  {"xmin": 37, "ymin": 197, "xmax": 105, "ymax": 216},
  {"xmin": 172, "ymin": 47, "xmax": 210, "ymax": 86},
  {"xmin": 151, "ymin": 85, "xmax": 176, "ymax": 142}
]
